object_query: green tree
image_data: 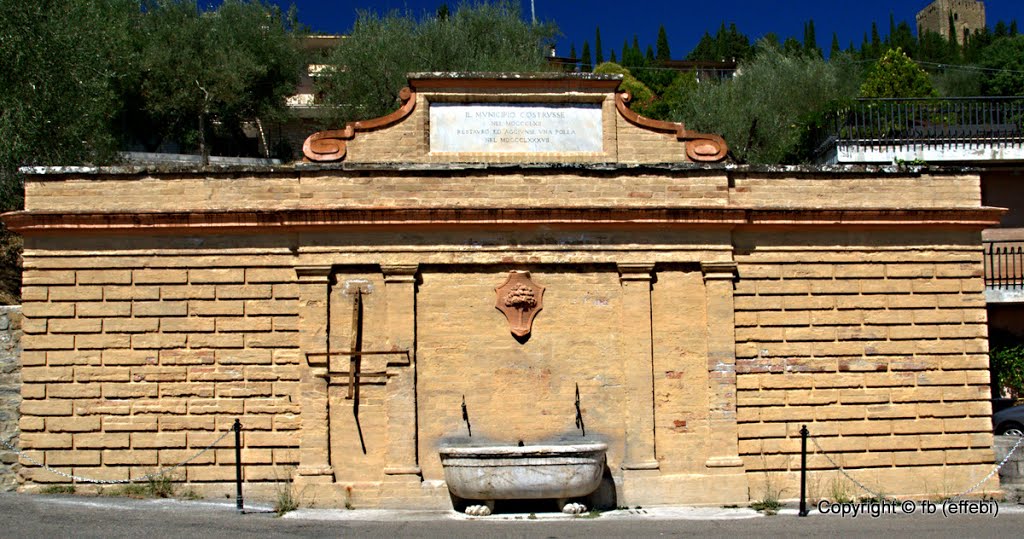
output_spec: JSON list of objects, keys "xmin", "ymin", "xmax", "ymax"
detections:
[
  {"xmin": 688, "ymin": 32, "xmax": 716, "ymax": 60},
  {"xmin": 580, "ymin": 41, "xmax": 592, "ymax": 72},
  {"xmin": 318, "ymin": 1, "xmax": 556, "ymax": 124},
  {"xmin": 859, "ymin": 47, "xmax": 936, "ymax": 98},
  {"xmin": 593, "ymin": 62, "xmax": 655, "ymax": 114},
  {"xmin": 830, "ymin": 33, "xmax": 841, "ymax": 58},
  {"xmin": 641, "ymin": 72, "xmax": 698, "ymax": 120},
  {"xmin": 570, "ymin": 43, "xmax": 577, "ymax": 60},
  {"xmin": 947, "ymin": 12, "xmax": 960, "ymax": 58},
  {"xmin": 888, "ymin": 13, "xmax": 896, "ymax": 47},
  {"xmin": 630, "ymin": 35, "xmax": 643, "ymax": 68},
  {"xmin": 890, "ymin": 21, "xmax": 917, "ymax": 58},
  {"xmin": 134, "ymin": 0, "xmax": 301, "ymax": 160},
  {"xmin": 980, "ymin": 35, "xmax": 1024, "ymax": 96},
  {"xmin": 0, "ymin": 0, "xmax": 139, "ymax": 303},
  {"xmin": 803, "ymin": 19, "xmax": 819, "ymax": 57},
  {"xmin": 656, "ymin": 25, "xmax": 671, "ymax": 61},
  {"xmin": 610, "ymin": 49, "xmax": 617, "ymax": 63},
  {"xmin": 686, "ymin": 23, "xmax": 752, "ymax": 62},
  {"xmin": 0, "ymin": 0, "xmax": 137, "ymax": 207},
  {"xmin": 595, "ymin": 27, "xmax": 604, "ymax": 64},
  {"xmin": 870, "ymin": 22, "xmax": 881, "ymax": 57},
  {"xmin": 917, "ymin": 30, "xmax": 957, "ymax": 64},
  {"xmin": 783, "ymin": 36, "xmax": 803, "ymax": 56},
  {"xmin": 994, "ymin": 20, "xmax": 1008, "ymax": 39},
  {"xmin": 671, "ymin": 45, "xmax": 861, "ymax": 164}
]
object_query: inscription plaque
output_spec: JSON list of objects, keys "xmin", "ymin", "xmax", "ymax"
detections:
[{"xmin": 430, "ymin": 103, "xmax": 602, "ymax": 153}]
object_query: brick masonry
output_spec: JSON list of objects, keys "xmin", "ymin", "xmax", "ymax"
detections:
[
  {"xmin": 0, "ymin": 306, "xmax": 23, "ymax": 491},
  {"xmin": 1, "ymin": 78, "xmax": 1005, "ymax": 507}
]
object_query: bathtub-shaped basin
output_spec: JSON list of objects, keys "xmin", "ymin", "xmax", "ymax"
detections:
[{"xmin": 439, "ymin": 442, "xmax": 607, "ymax": 500}]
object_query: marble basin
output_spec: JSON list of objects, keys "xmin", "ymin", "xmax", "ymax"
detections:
[{"xmin": 439, "ymin": 442, "xmax": 607, "ymax": 501}]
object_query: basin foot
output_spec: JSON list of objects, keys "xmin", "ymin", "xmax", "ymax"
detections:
[
  {"xmin": 558, "ymin": 499, "xmax": 588, "ymax": 514},
  {"xmin": 464, "ymin": 501, "xmax": 494, "ymax": 516}
]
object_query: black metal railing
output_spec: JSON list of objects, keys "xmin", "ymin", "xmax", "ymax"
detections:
[
  {"xmin": 985, "ymin": 240, "xmax": 1024, "ymax": 289},
  {"xmin": 814, "ymin": 97, "xmax": 1024, "ymax": 157}
]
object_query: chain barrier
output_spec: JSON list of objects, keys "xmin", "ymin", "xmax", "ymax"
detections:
[
  {"xmin": 810, "ymin": 436, "xmax": 897, "ymax": 502},
  {"xmin": 0, "ymin": 427, "xmax": 233, "ymax": 485},
  {"xmin": 810, "ymin": 431, "xmax": 1024, "ymax": 502}
]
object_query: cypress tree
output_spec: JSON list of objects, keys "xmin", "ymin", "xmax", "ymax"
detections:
[
  {"xmin": 610, "ymin": 49, "xmax": 617, "ymax": 63},
  {"xmin": 595, "ymin": 27, "xmax": 604, "ymax": 64},
  {"xmin": 948, "ymin": 11, "xmax": 957, "ymax": 46},
  {"xmin": 888, "ymin": 13, "xmax": 896, "ymax": 47},
  {"xmin": 570, "ymin": 43, "xmax": 577, "ymax": 60},
  {"xmin": 994, "ymin": 20, "xmax": 1008, "ymax": 38},
  {"xmin": 804, "ymin": 19, "xmax": 818, "ymax": 56},
  {"xmin": 871, "ymin": 22, "xmax": 881, "ymax": 57},
  {"xmin": 621, "ymin": 39, "xmax": 629, "ymax": 66},
  {"xmin": 656, "ymin": 25, "xmax": 671, "ymax": 61},
  {"xmin": 581, "ymin": 41, "xmax": 592, "ymax": 72},
  {"xmin": 645, "ymin": 44, "xmax": 655, "ymax": 63},
  {"xmin": 830, "ymin": 32, "xmax": 841, "ymax": 58},
  {"xmin": 631, "ymin": 34, "xmax": 642, "ymax": 66}
]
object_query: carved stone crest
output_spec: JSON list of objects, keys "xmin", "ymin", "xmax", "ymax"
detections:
[{"xmin": 495, "ymin": 271, "xmax": 545, "ymax": 338}]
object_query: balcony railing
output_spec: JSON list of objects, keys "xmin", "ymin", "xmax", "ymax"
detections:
[
  {"xmin": 814, "ymin": 97, "xmax": 1024, "ymax": 160},
  {"xmin": 985, "ymin": 240, "xmax": 1024, "ymax": 289}
]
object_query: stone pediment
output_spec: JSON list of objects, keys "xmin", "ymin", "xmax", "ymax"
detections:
[{"xmin": 303, "ymin": 72, "xmax": 727, "ymax": 165}]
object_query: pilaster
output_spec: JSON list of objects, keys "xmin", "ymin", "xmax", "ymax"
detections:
[
  {"xmin": 617, "ymin": 263, "xmax": 659, "ymax": 471},
  {"xmin": 381, "ymin": 264, "xmax": 421, "ymax": 477},
  {"xmin": 295, "ymin": 265, "xmax": 334, "ymax": 480},
  {"xmin": 701, "ymin": 261, "xmax": 744, "ymax": 470}
]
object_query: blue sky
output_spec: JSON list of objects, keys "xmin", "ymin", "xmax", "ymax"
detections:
[{"xmin": 259, "ymin": 1, "xmax": 1024, "ymax": 59}]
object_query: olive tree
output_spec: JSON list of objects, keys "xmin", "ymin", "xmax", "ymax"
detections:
[
  {"xmin": 317, "ymin": 1, "xmax": 557, "ymax": 125},
  {"xmin": 671, "ymin": 46, "xmax": 862, "ymax": 164},
  {"xmin": 134, "ymin": 0, "xmax": 302, "ymax": 158}
]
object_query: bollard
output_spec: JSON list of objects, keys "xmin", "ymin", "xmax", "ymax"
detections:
[
  {"xmin": 799, "ymin": 424, "xmax": 809, "ymax": 517},
  {"xmin": 234, "ymin": 418, "xmax": 243, "ymax": 512}
]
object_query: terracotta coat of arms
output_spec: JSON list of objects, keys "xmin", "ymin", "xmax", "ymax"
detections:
[{"xmin": 495, "ymin": 271, "xmax": 545, "ymax": 338}]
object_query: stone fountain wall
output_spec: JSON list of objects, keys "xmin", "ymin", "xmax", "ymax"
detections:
[{"xmin": 2, "ymin": 74, "xmax": 1002, "ymax": 507}]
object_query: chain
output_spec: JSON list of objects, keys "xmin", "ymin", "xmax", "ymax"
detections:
[
  {"xmin": 0, "ymin": 427, "xmax": 234, "ymax": 485},
  {"xmin": 948, "ymin": 433, "xmax": 1024, "ymax": 502},
  {"xmin": 810, "ymin": 433, "xmax": 1024, "ymax": 502},
  {"xmin": 810, "ymin": 436, "xmax": 897, "ymax": 502}
]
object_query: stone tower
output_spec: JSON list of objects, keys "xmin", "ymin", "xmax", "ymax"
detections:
[{"xmin": 917, "ymin": 0, "xmax": 986, "ymax": 45}]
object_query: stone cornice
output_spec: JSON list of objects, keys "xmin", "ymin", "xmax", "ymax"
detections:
[{"xmin": 1, "ymin": 207, "xmax": 1004, "ymax": 234}]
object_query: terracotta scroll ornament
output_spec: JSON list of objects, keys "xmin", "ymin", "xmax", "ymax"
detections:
[
  {"xmin": 302, "ymin": 87, "xmax": 417, "ymax": 162},
  {"xmin": 614, "ymin": 91, "xmax": 728, "ymax": 162},
  {"xmin": 495, "ymin": 271, "xmax": 545, "ymax": 338}
]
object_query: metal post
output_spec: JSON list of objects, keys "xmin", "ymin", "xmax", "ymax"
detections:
[
  {"xmin": 234, "ymin": 418, "xmax": 243, "ymax": 512},
  {"xmin": 799, "ymin": 425, "xmax": 809, "ymax": 517}
]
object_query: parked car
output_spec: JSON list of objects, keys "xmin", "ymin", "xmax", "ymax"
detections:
[{"xmin": 993, "ymin": 404, "xmax": 1024, "ymax": 436}]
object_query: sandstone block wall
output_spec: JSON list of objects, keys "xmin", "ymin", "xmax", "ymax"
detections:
[
  {"xmin": 6, "ymin": 165, "xmax": 1002, "ymax": 505},
  {"xmin": 17, "ymin": 249, "xmax": 301, "ymax": 493},
  {"xmin": 0, "ymin": 306, "xmax": 22, "ymax": 491},
  {"xmin": 23, "ymin": 171, "xmax": 983, "ymax": 213},
  {"xmin": 734, "ymin": 230, "xmax": 995, "ymax": 499}
]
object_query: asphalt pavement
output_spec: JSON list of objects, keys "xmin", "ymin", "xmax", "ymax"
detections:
[{"xmin": 3, "ymin": 492, "xmax": 1024, "ymax": 538}]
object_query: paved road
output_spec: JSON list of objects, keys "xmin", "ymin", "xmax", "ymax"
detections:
[{"xmin": 3, "ymin": 493, "xmax": 1024, "ymax": 538}]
